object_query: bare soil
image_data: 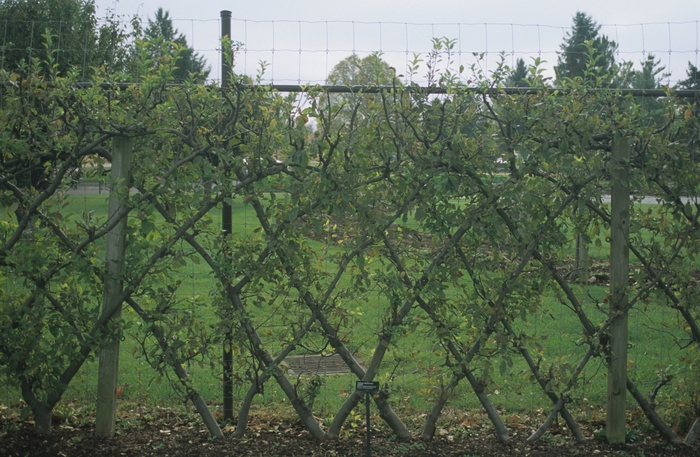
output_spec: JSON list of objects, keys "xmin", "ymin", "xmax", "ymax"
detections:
[{"xmin": 1, "ymin": 407, "xmax": 698, "ymax": 457}]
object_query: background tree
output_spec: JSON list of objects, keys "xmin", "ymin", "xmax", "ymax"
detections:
[
  {"xmin": 326, "ymin": 53, "xmax": 394, "ymax": 86},
  {"xmin": 678, "ymin": 62, "xmax": 700, "ymax": 91},
  {"xmin": 506, "ymin": 58, "xmax": 530, "ymax": 87},
  {"xmin": 629, "ymin": 54, "xmax": 668, "ymax": 90},
  {"xmin": 0, "ymin": 0, "xmax": 98, "ymax": 76},
  {"xmin": 676, "ymin": 62, "xmax": 700, "ymax": 162},
  {"xmin": 677, "ymin": 62, "xmax": 700, "ymax": 116},
  {"xmin": 140, "ymin": 7, "xmax": 209, "ymax": 83},
  {"xmin": 627, "ymin": 54, "xmax": 670, "ymax": 130},
  {"xmin": 677, "ymin": 62, "xmax": 700, "ymax": 130},
  {"xmin": 321, "ymin": 53, "xmax": 394, "ymax": 130},
  {"xmin": 92, "ymin": 8, "xmax": 140, "ymax": 77},
  {"xmin": 555, "ymin": 12, "xmax": 617, "ymax": 85}
]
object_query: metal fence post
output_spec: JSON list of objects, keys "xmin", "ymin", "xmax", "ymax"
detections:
[{"xmin": 220, "ymin": 9, "xmax": 235, "ymax": 423}]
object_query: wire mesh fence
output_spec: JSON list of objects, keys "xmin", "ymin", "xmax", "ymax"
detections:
[
  {"xmin": 0, "ymin": 15, "xmax": 698, "ymax": 85},
  {"xmin": 1, "ymin": 9, "xmax": 700, "ymax": 445}
]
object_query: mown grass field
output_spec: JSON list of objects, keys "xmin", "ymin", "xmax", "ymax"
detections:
[{"xmin": 1, "ymin": 190, "xmax": 696, "ymax": 433}]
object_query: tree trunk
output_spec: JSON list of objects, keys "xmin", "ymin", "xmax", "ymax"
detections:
[
  {"xmin": 234, "ymin": 381, "xmax": 260, "ymax": 438},
  {"xmin": 233, "ymin": 317, "xmax": 315, "ymax": 438},
  {"xmin": 324, "ymin": 308, "xmax": 412, "ymax": 439},
  {"xmin": 685, "ymin": 417, "xmax": 700, "ymax": 445},
  {"xmin": 33, "ymin": 404, "xmax": 53, "ymax": 435},
  {"xmin": 192, "ymin": 392, "xmax": 225, "ymax": 440},
  {"xmin": 502, "ymin": 318, "xmax": 586, "ymax": 442},
  {"xmin": 464, "ymin": 368, "xmax": 509, "ymax": 443},
  {"xmin": 626, "ymin": 377, "xmax": 683, "ymax": 445},
  {"xmin": 20, "ymin": 377, "xmax": 53, "ymax": 435},
  {"xmin": 227, "ymin": 292, "xmax": 325, "ymax": 439},
  {"xmin": 528, "ymin": 398, "xmax": 563, "ymax": 441},
  {"xmin": 126, "ymin": 298, "xmax": 224, "ymax": 439},
  {"xmin": 422, "ymin": 373, "xmax": 463, "ymax": 439}
]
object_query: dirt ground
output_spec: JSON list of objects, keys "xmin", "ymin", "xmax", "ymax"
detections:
[{"xmin": 2, "ymin": 408, "xmax": 699, "ymax": 457}]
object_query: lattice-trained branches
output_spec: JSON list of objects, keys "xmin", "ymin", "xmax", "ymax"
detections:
[
  {"xmin": 2, "ymin": 24, "xmax": 700, "ymax": 447},
  {"xmin": 0, "ymin": 39, "xmax": 269, "ymax": 435}
]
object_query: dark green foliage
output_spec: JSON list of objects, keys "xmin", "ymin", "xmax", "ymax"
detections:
[
  {"xmin": 623, "ymin": 54, "xmax": 669, "ymax": 128},
  {"xmin": 675, "ymin": 63, "xmax": 700, "ymax": 162},
  {"xmin": 507, "ymin": 58, "xmax": 530, "ymax": 87},
  {"xmin": 140, "ymin": 8, "xmax": 209, "ymax": 83},
  {"xmin": 678, "ymin": 62, "xmax": 700, "ymax": 90},
  {"xmin": 555, "ymin": 12, "xmax": 617, "ymax": 85},
  {"xmin": 630, "ymin": 54, "xmax": 668, "ymax": 89},
  {"xmin": 0, "ymin": 0, "xmax": 98, "ymax": 76},
  {"xmin": 0, "ymin": 0, "xmax": 138, "ymax": 79}
]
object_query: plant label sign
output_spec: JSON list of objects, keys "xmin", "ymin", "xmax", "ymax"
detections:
[{"xmin": 356, "ymin": 381, "xmax": 380, "ymax": 393}]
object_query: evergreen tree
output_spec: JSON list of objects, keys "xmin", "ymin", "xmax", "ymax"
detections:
[
  {"xmin": 555, "ymin": 12, "xmax": 617, "ymax": 85},
  {"xmin": 506, "ymin": 58, "xmax": 530, "ymax": 87},
  {"xmin": 625, "ymin": 54, "xmax": 669, "ymax": 126},
  {"xmin": 142, "ymin": 8, "xmax": 209, "ymax": 83},
  {"xmin": 630, "ymin": 54, "xmax": 668, "ymax": 90},
  {"xmin": 677, "ymin": 62, "xmax": 700, "ymax": 152},
  {"xmin": 677, "ymin": 62, "xmax": 700, "ymax": 90}
]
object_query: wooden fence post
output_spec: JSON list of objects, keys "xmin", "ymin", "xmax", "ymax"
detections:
[
  {"xmin": 607, "ymin": 134, "xmax": 630, "ymax": 444},
  {"xmin": 95, "ymin": 135, "xmax": 133, "ymax": 436},
  {"xmin": 575, "ymin": 234, "xmax": 590, "ymax": 283}
]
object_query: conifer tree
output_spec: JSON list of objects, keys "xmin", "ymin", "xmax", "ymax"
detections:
[
  {"xmin": 142, "ymin": 8, "xmax": 209, "ymax": 83},
  {"xmin": 555, "ymin": 12, "xmax": 617, "ymax": 85},
  {"xmin": 507, "ymin": 58, "xmax": 530, "ymax": 87},
  {"xmin": 678, "ymin": 62, "xmax": 700, "ymax": 90}
]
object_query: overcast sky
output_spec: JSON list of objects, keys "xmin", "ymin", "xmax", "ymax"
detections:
[{"xmin": 94, "ymin": 0, "xmax": 700, "ymax": 85}]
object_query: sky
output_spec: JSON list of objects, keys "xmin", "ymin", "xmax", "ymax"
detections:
[{"xmin": 94, "ymin": 0, "xmax": 700, "ymax": 85}]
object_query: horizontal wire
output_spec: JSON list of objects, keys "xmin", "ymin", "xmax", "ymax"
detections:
[{"xmin": 1, "ymin": 80, "xmax": 696, "ymax": 98}]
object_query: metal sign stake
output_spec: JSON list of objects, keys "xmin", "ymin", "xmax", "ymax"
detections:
[
  {"xmin": 365, "ymin": 390, "xmax": 371, "ymax": 456},
  {"xmin": 356, "ymin": 381, "xmax": 380, "ymax": 457}
]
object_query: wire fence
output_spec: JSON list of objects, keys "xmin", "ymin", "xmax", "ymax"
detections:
[
  {"xmin": 223, "ymin": 19, "xmax": 700, "ymax": 86},
  {"xmin": 1, "ymin": 11, "xmax": 700, "ymax": 444},
  {"xmin": 0, "ymin": 15, "xmax": 698, "ymax": 86}
]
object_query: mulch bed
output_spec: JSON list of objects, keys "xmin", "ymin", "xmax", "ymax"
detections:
[{"xmin": 1, "ymin": 410, "xmax": 698, "ymax": 457}]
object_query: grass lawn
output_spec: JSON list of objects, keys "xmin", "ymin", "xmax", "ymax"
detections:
[{"xmin": 1, "ymin": 191, "xmax": 697, "ymax": 433}]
